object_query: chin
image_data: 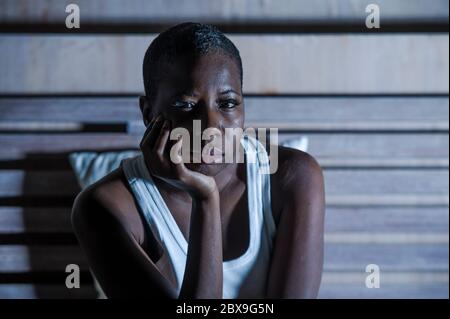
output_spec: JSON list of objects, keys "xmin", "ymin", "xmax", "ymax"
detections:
[{"xmin": 185, "ymin": 161, "xmax": 229, "ymax": 175}]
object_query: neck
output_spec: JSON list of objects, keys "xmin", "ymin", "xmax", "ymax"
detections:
[{"xmin": 212, "ymin": 162, "xmax": 242, "ymax": 193}]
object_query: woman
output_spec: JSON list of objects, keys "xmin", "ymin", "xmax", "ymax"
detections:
[{"xmin": 72, "ymin": 22, "xmax": 325, "ymax": 299}]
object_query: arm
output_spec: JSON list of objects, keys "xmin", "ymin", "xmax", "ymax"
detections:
[
  {"xmin": 179, "ymin": 191, "xmax": 223, "ymax": 298},
  {"xmin": 72, "ymin": 188, "xmax": 178, "ymax": 298},
  {"xmin": 266, "ymin": 151, "xmax": 325, "ymax": 298}
]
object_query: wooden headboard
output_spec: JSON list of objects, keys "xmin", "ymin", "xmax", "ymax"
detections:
[{"xmin": 0, "ymin": 0, "xmax": 448, "ymax": 298}]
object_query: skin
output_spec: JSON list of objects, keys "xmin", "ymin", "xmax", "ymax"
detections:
[{"xmin": 71, "ymin": 51, "xmax": 325, "ymax": 299}]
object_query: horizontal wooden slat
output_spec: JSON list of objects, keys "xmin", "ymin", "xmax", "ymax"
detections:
[
  {"xmin": 0, "ymin": 246, "xmax": 87, "ymax": 272},
  {"xmin": 318, "ymin": 281, "xmax": 448, "ymax": 299},
  {"xmin": 325, "ymin": 207, "xmax": 449, "ymax": 233},
  {"xmin": 280, "ymin": 133, "xmax": 449, "ymax": 160},
  {"xmin": 319, "ymin": 271, "xmax": 449, "ymax": 298},
  {"xmin": 217, "ymin": 96, "xmax": 450, "ymax": 131},
  {"xmin": 1, "ymin": 95, "xmax": 449, "ymax": 127},
  {"xmin": 321, "ymin": 271, "xmax": 449, "ymax": 285},
  {"xmin": 0, "ymin": 270, "xmax": 92, "ymax": 284},
  {"xmin": 0, "ymin": 171, "xmax": 80, "ymax": 196},
  {"xmin": 10, "ymin": 120, "xmax": 446, "ymax": 134},
  {"xmin": 0, "ymin": 97, "xmax": 141, "ymax": 123},
  {"xmin": 0, "ymin": 208, "xmax": 446, "ymax": 235},
  {"xmin": 5, "ymin": 231, "xmax": 447, "ymax": 246},
  {"xmin": 0, "ymin": 284, "xmax": 97, "ymax": 299},
  {"xmin": 1, "ymin": 0, "xmax": 447, "ymax": 23},
  {"xmin": 325, "ymin": 195, "xmax": 449, "ymax": 207},
  {"xmin": 324, "ymin": 169, "xmax": 448, "ymax": 195},
  {"xmin": 1, "ymin": 243, "xmax": 447, "ymax": 272},
  {"xmin": 0, "ymin": 153, "xmax": 448, "ymax": 170},
  {"xmin": 0, "ymin": 35, "xmax": 447, "ymax": 94},
  {"xmin": 0, "ymin": 134, "xmax": 138, "ymax": 160},
  {"xmin": 1, "ymin": 133, "xmax": 447, "ymax": 161},
  {"xmin": 2, "ymin": 232, "xmax": 447, "ymax": 246},
  {"xmin": 0, "ymin": 196, "xmax": 75, "ymax": 207},
  {"xmin": 325, "ymin": 233, "xmax": 448, "ymax": 244},
  {"xmin": 1, "ymin": 272, "xmax": 446, "ymax": 299},
  {"xmin": 324, "ymin": 243, "xmax": 449, "ymax": 271},
  {"xmin": 0, "ymin": 207, "xmax": 72, "ymax": 233},
  {"xmin": 0, "ymin": 233, "xmax": 76, "ymax": 245},
  {"xmin": 247, "ymin": 122, "xmax": 449, "ymax": 131},
  {"xmin": 0, "ymin": 169, "xmax": 447, "ymax": 197},
  {"xmin": 0, "ymin": 279, "xmax": 447, "ymax": 299},
  {"xmin": 317, "ymin": 158, "xmax": 449, "ymax": 168},
  {"xmin": 2, "ymin": 207, "xmax": 447, "ymax": 234},
  {"xmin": 10, "ymin": 120, "xmax": 448, "ymax": 133}
]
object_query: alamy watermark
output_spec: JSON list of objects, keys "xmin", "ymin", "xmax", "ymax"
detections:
[
  {"xmin": 365, "ymin": 264, "xmax": 381, "ymax": 288},
  {"xmin": 65, "ymin": 264, "xmax": 80, "ymax": 289},
  {"xmin": 65, "ymin": 4, "xmax": 80, "ymax": 29},
  {"xmin": 366, "ymin": 4, "xmax": 381, "ymax": 29}
]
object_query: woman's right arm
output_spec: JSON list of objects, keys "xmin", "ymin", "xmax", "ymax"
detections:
[
  {"xmin": 72, "ymin": 188, "xmax": 178, "ymax": 298},
  {"xmin": 178, "ymin": 190, "xmax": 223, "ymax": 299}
]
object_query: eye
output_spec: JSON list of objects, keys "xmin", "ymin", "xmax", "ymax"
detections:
[
  {"xmin": 219, "ymin": 99, "xmax": 239, "ymax": 109},
  {"xmin": 171, "ymin": 100, "xmax": 195, "ymax": 110}
]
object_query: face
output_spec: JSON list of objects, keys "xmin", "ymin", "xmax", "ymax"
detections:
[{"xmin": 140, "ymin": 52, "xmax": 244, "ymax": 175}]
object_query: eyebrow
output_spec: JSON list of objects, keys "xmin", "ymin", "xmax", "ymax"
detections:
[
  {"xmin": 174, "ymin": 88, "xmax": 240, "ymax": 98},
  {"xmin": 219, "ymin": 89, "xmax": 240, "ymax": 95},
  {"xmin": 174, "ymin": 90, "xmax": 198, "ymax": 98}
]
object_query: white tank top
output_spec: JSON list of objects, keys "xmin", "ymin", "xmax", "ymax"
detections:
[{"xmin": 121, "ymin": 134, "xmax": 277, "ymax": 298}]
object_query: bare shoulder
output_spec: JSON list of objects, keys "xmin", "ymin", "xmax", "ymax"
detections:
[
  {"xmin": 71, "ymin": 168, "xmax": 146, "ymax": 244},
  {"xmin": 270, "ymin": 146, "xmax": 325, "ymax": 223},
  {"xmin": 273, "ymin": 146, "xmax": 324, "ymax": 189}
]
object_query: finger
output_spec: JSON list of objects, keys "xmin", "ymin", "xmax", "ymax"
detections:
[
  {"xmin": 140, "ymin": 115, "xmax": 156, "ymax": 146},
  {"xmin": 169, "ymin": 136, "xmax": 184, "ymax": 165},
  {"xmin": 139, "ymin": 119, "xmax": 154, "ymax": 147},
  {"xmin": 153, "ymin": 119, "xmax": 171, "ymax": 156},
  {"xmin": 171, "ymin": 137, "xmax": 194, "ymax": 183},
  {"xmin": 140, "ymin": 114, "xmax": 164, "ymax": 150},
  {"xmin": 143, "ymin": 116, "xmax": 156, "ymax": 138}
]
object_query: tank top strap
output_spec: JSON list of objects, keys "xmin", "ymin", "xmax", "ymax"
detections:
[
  {"xmin": 241, "ymin": 135, "xmax": 277, "ymax": 250},
  {"xmin": 121, "ymin": 155, "xmax": 188, "ymax": 254}
]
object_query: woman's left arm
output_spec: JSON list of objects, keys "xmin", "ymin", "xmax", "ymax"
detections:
[{"xmin": 266, "ymin": 151, "xmax": 325, "ymax": 298}]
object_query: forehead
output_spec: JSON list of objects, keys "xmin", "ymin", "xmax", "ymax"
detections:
[{"xmin": 159, "ymin": 52, "xmax": 242, "ymax": 95}]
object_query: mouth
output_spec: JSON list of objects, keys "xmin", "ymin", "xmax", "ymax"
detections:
[{"xmin": 189, "ymin": 147, "xmax": 224, "ymax": 164}]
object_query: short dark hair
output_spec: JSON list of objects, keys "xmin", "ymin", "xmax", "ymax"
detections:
[{"xmin": 143, "ymin": 22, "xmax": 243, "ymax": 101}]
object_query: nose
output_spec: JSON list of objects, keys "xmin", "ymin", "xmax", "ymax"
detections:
[
  {"xmin": 195, "ymin": 101, "xmax": 222, "ymax": 149},
  {"xmin": 199, "ymin": 102, "xmax": 221, "ymax": 132}
]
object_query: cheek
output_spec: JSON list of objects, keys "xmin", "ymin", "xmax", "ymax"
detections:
[
  {"xmin": 170, "ymin": 117, "xmax": 200, "ymax": 144},
  {"xmin": 170, "ymin": 118, "xmax": 194, "ymax": 135},
  {"xmin": 228, "ymin": 113, "xmax": 244, "ymax": 130},
  {"xmin": 223, "ymin": 113, "xmax": 245, "ymax": 143},
  {"xmin": 231, "ymin": 116, "xmax": 244, "ymax": 128},
  {"xmin": 222, "ymin": 107, "xmax": 244, "ymax": 128}
]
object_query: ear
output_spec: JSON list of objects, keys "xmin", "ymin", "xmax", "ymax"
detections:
[{"xmin": 139, "ymin": 96, "xmax": 152, "ymax": 127}]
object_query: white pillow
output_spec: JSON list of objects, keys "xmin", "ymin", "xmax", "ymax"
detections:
[
  {"xmin": 69, "ymin": 150, "xmax": 140, "ymax": 188},
  {"xmin": 280, "ymin": 136, "xmax": 309, "ymax": 152}
]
